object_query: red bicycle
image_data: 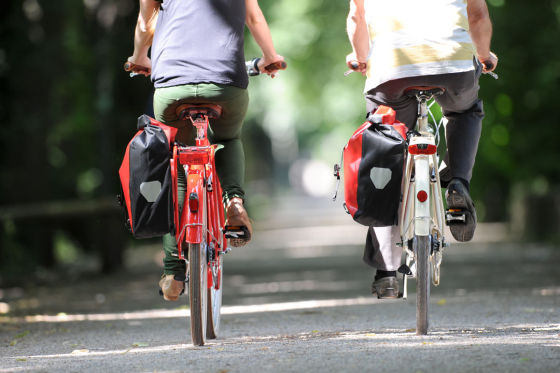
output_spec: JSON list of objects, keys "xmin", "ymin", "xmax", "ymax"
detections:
[
  {"xmin": 171, "ymin": 103, "xmax": 227, "ymax": 346},
  {"xmin": 124, "ymin": 59, "xmax": 286, "ymax": 346}
]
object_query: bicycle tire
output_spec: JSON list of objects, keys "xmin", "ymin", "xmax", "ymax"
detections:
[
  {"xmin": 415, "ymin": 235, "xmax": 431, "ymax": 335},
  {"xmin": 206, "ymin": 256, "xmax": 223, "ymax": 339},
  {"xmin": 188, "ymin": 242, "xmax": 208, "ymax": 346}
]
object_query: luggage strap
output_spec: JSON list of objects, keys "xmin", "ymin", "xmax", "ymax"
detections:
[{"xmin": 331, "ymin": 147, "xmax": 345, "ymax": 202}]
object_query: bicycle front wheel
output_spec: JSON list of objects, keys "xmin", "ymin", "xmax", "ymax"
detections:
[
  {"xmin": 415, "ymin": 235, "xmax": 431, "ymax": 335},
  {"xmin": 188, "ymin": 242, "xmax": 208, "ymax": 346},
  {"xmin": 206, "ymin": 256, "xmax": 223, "ymax": 339}
]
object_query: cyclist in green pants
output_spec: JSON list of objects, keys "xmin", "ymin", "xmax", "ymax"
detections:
[{"xmin": 127, "ymin": 0, "xmax": 284, "ymax": 301}]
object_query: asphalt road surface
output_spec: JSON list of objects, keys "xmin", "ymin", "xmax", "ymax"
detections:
[{"xmin": 1, "ymin": 195, "xmax": 559, "ymax": 372}]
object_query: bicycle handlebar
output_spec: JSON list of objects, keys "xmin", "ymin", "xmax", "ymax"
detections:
[
  {"xmin": 124, "ymin": 59, "xmax": 286, "ymax": 78},
  {"xmin": 344, "ymin": 61, "xmax": 367, "ymax": 76},
  {"xmin": 124, "ymin": 61, "xmax": 150, "ymax": 77},
  {"xmin": 246, "ymin": 58, "xmax": 287, "ymax": 76}
]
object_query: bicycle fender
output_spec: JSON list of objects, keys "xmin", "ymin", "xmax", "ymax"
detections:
[
  {"xmin": 185, "ymin": 167, "xmax": 205, "ymax": 244},
  {"xmin": 414, "ymin": 156, "xmax": 431, "ymax": 236}
]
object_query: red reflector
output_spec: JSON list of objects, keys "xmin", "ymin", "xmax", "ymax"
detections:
[
  {"xmin": 408, "ymin": 144, "xmax": 437, "ymax": 155},
  {"xmin": 188, "ymin": 193, "xmax": 199, "ymax": 212},
  {"xmin": 417, "ymin": 190, "xmax": 428, "ymax": 203}
]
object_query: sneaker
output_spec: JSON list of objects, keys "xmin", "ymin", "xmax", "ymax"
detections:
[
  {"xmin": 371, "ymin": 276, "xmax": 399, "ymax": 299},
  {"xmin": 158, "ymin": 274, "xmax": 185, "ymax": 301},
  {"xmin": 225, "ymin": 197, "xmax": 252, "ymax": 247},
  {"xmin": 446, "ymin": 179, "xmax": 477, "ymax": 242}
]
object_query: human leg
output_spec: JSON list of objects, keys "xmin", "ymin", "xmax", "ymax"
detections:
[
  {"xmin": 152, "ymin": 85, "xmax": 198, "ymax": 299},
  {"xmin": 363, "ymin": 226, "xmax": 402, "ymax": 298},
  {"xmin": 365, "ymin": 81, "xmax": 418, "ymax": 130},
  {"xmin": 431, "ymin": 66, "xmax": 483, "ymax": 241},
  {"xmin": 434, "ymin": 67, "xmax": 484, "ymax": 184},
  {"xmin": 193, "ymin": 84, "xmax": 252, "ymax": 246},
  {"xmin": 194, "ymin": 83, "xmax": 249, "ymax": 204}
]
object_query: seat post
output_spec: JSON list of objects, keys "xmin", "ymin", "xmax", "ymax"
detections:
[
  {"xmin": 175, "ymin": 103, "xmax": 223, "ymax": 147},
  {"xmin": 190, "ymin": 114, "xmax": 210, "ymax": 147},
  {"xmin": 417, "ymin": 96, "xmax": 430, "ymax": 134}
]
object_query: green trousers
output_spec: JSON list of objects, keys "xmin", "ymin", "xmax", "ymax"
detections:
[{"xmin": 153, "ymin": 83, "xmax": 249, "ymax": 275}]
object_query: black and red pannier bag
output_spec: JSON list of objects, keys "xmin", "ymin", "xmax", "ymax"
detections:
[
  {"xmin": 342, "ymin": 106, "xmax": 407, "ymax": 227},
  {"xmin": 118, "ymin": 115, "xmax": 178, "ymax": 238}
]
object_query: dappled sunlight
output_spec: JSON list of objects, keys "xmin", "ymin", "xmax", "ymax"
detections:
[
  {"xmin": 0, "ymin": 296, "xmax": 385, "ymax": 324},
  {"xmin": 4, "ymin": 324, "xmax": 559, "ymax": 364},
  {"xmin": 531, "ymin": 287, "xmax": 560, "ymax": 296},
  {"xmin": 329, "ymin": 324, "xmax": 560, "ymax": 347},
  {"xmin": 6, "ymin": 342, "xmax": 195, "ymax": 361}
]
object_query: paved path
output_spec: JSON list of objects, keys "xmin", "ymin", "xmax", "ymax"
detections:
[{"xmin": 1, "ymin": 195, "xmax": 559, "ymax": 372}]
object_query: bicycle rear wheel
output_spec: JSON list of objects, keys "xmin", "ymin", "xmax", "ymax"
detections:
[
  {"xmin": 415, "ymin": 235, "xmax": 431, "ymax": 335},
  {"xmin": 206, "ymin": 256, "xmax": 223, "ymax": 339},
  {"xmin": 188, "ymin": 242, "xmax": 208, "ymax": 346}
]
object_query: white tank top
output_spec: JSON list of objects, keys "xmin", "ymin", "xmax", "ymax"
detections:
[{"xmin": 364, "ymin": 0, "xmax": 476, "ymax": 92}]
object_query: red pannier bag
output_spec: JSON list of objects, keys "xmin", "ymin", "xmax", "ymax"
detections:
[
  {"xmin": 343, "ymin": 105, "xmax": 408, "ymax": 226},
  {"xmin": 118, "ymin": 115, "xmax": 178, "ymax": 238}
]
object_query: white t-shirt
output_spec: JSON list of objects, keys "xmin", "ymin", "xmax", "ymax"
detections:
[{"xmin": 364, "ymin": 0, "xmax": 476, "ymax": 92}]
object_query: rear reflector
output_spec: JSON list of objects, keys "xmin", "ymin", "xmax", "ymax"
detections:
[
  {"xmin": 188, "ymin": 193, "xmax": 199, "ymax": 212},
  {"xmin": 409, "ymin": 143, "xmax": 437, "ymax": 155},
  {"xmin": 417, "ymin": 190, "xmax": 428, "ymax": 202}
]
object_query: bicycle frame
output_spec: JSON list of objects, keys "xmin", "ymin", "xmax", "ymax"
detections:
[
  {"xmin": 399, "ymin": 93, "xmax": 447, "ymax": 298},
  {"xmin": 170, "ymin": 114, "xmax": 226, "ymax": 285}
]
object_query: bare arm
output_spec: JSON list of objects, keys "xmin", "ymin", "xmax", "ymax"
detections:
[
  {"xmin": 245, "ymin": 0, "xmax": 284, "ymax": 76},
  {"xmin": 346, "ymin": 0, "xmax": 369, "ymax": 63},
  {"xmin": 127, "ymin": 0, "xmax": 160, "ymax": 74},
  {"xmin": 467, "ymin": 0, "xmax": 498, "ymax": 71}
]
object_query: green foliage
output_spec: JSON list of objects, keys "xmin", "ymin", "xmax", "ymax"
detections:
[
  {"xmin": 471, "ymin": 0, "xmax": 560, "ymax": 219},
  {"xmin": 1, "ymin": 0, "xmax": 559, "ymax": 279}
]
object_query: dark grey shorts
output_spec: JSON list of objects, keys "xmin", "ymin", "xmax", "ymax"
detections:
[{"xmin": 365, "ymin": 60, "xmax": 485, "ymax": 183}]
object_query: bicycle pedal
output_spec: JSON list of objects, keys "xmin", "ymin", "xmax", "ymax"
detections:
[
  {"xmin": 446, "ymin": 209, "xmax": 466, "ymax": 223},
  {"xmin": 398, "ymin": 264, "xmax": 413, "ymax": 276},
  {"xmin": 224, "ymin": 225, "xmax": 250, "ymax": 240}
]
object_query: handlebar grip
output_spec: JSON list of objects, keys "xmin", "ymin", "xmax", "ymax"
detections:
[
  {"xmin": 264, "ymin": 61, "xmax": 287, "ymax": 72},
  {"xmin": 482, "ymin": 60, "xmax": 494, "ymax": 71},
  {"xmin": 123, "ymin": 61, "xmax": 150, "ymax": 73}
]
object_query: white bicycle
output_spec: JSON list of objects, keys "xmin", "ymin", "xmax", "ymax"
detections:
[
  {"xmin": 342, "ymin": 64, "xmax": 497, "ymax": 336},
  {"xmin": 397, "ymin": 86, "xmax": 450, "ymax": 335}
]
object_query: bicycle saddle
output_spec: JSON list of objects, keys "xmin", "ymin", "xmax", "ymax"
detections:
[
  {"xmin": 404, "ymin": 86, "xmax": 445, "ymax": 98},
  {"xmin": 176, "ymin": 103, "xmax": 223, "ymax": 121}
]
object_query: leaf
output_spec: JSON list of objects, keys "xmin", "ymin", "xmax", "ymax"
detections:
[
  {"xmin": 132, "ymin": 342, "xmax": 149, "ymax": 347},
  {"xmin": 14, "ymin": 331, "xmax": 30, "ymax": 339},
  {"xmin": 16, "ymin": 358, "xmax": 27, "ymax": 362},
  {"xmin": 437, "ymin": 299, "xmax": 447, "ymax": 306},
  {"xmin": 10, "ymin": 330, "xmax": 29, "ymax": 346}
]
